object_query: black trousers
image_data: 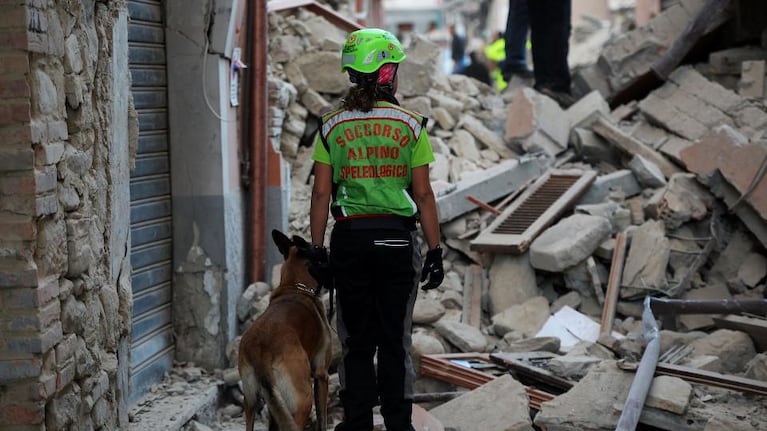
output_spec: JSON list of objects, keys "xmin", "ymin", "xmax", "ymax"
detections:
[
  {"xmin": 527, "ymin": 0, "xmax": 572, "ymax": 93},
  {"xmin": 330, "ymin": 226, "xmax": 420, "ymax": 431}
]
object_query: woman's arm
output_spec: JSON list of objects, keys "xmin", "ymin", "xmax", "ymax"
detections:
[
  {"xmin": 411, "ymin": 165, "xmax": 440, "ymax": 249},
  {"xmin": 310, "ymin": 162, "xmax": 333, "ymax": 246}
]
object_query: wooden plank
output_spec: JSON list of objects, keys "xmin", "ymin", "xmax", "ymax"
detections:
[
  {"xmin": 656, "ymin": 362, "xmax": 767, "ymax": 396},
  {"xmin": 592, "ymin": 116, "xmax": 682, "ymax": 178},
  {"xmin": 471, "ymin": 169, "xmax": 596, "ymax": 253},
  {"xmin": 600, "ymin": 232, "xmax": 627, "ymax": 338},
  {"xmin": 712, "ymin": 314, "xmax": 767, "ymax": 352}
]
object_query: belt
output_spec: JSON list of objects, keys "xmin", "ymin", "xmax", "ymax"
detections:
[{"xmin": 334, "ymin": 216, "xmax": 416, "ymax": 231}]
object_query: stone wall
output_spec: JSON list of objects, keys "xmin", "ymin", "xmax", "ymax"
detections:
[{"xmin": 0, "ymin": 1, "xmax": 133, "ymax": 430}]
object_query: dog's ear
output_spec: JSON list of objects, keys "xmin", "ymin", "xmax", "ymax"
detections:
[
  {"xmin": 291, "ymin": 235, "xmax": 310, "ymax": 249},
  {"xmin": 272, "ymin": 230, "xmax": 293, "ymax": 259}
]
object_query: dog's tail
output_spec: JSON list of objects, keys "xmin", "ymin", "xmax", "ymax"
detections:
[{"xmin": 260, "ymin": 375, "xmax": 302, "ymax": 431}]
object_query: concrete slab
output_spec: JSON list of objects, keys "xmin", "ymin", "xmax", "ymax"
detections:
[
  {"xmin": 430, "ymin": 374, "xmax": 534, "ymax": 431},
  {"xmin": 435, "ymin": 156, "xmax": 545, "ymax": 223},
  {"xmin": 578, "ymin": 170, "xmax": 642, "ymax": 205}
]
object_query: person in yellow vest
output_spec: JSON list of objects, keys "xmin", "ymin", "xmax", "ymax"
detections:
[
  {"xmin": 310, "ymin": 28, "xmax": 444, "ymax": 431},
  {"xmin": 484, "ymin": 31, "xmax": 508, "ymax": 91}
]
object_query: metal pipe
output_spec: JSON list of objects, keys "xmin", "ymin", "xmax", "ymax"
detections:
[
  {"xmin": 615, "ymin": 295, "xmax": 660, "ymax": 431},
  {"xmin": 247, "ymin": 0, "xmax": 268, "ymax": 282},
  {"xmin": 650, "ymin": 298, "xmax": 767, "ymax": 316}
]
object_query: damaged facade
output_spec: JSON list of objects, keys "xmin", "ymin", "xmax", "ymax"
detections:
[
  {"xmin": 227, "ymin": 0, "xmax": 767, "ymax": 430},
  {"xmin": 0, "ymin": 0, "xmax": 250, "ymax": 428},
  {"xmin": 1, "ymin": 0, "xmax": 766, "ymax": 431}
]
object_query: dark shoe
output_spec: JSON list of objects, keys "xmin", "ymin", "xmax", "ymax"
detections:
[
  {"xmin": 537, "ymin": 87, "xmax": 576, "ymax": 109},
  {"xmin": 502, "ymin": 65, "xmax": 534, "ymax": 81}
]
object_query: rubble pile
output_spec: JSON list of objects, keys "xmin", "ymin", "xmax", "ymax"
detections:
[{"xmin": 224, "ymin": 2, "xmax": 767, "ymax": 430}]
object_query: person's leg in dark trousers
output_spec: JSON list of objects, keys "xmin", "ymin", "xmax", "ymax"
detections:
[
  {"xmin": 331, "ymin": 228, "xmax": 420, "ymax": 431},
  {"xmin": 502, "ymin": 0, "xmax": 531, "ymax": 79},
  {"xmin": 332, "ymin": 229, "xmax": 380, "ymax": 431},
  {"xmin": 373, "ymin": 231, "xmax": 419, "ymax": 431},
  {"xmin": 527, "ymin": 0, "xmax": 572, "ymax": 94}
]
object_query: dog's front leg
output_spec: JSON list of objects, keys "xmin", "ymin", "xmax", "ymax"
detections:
[{"xmin": 313, "ymin": 370, "xmax": 329, "ymax": 431}]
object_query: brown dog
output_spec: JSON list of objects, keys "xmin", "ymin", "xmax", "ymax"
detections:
[{"xmin": 238, "ymin": 230, "xmax": 333, "ymax": 431}]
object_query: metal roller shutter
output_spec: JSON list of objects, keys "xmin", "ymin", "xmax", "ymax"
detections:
[{"xmin": 127, "ymin": 0, "xmax": 174, "ymax": 404}]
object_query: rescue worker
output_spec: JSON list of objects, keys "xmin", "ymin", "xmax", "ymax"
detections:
[
  {"xmin": 484, "ymin": 31, "xmax": 508, "ymax": 91},
  {"xmin": 309, "ymin": 28, "xmax": 444, "ymax": 431}
]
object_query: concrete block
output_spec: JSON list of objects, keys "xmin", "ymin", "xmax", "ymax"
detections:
[
  {"xmin": 534, "ymin": 361, "xmax": 630, "ymax": 430},
  {"xmin": 436, "ymin": 156, "xmax": 544, "ymax": 223},
  {"xmin": 628, "ymin": 154, "xmax": 666, "ymax": 188},
  {"xmin": 488, "ymin": 253, "xmax": 541, "ymax": 316},
  {"xmin": 571, "ymin": 128, "xmax": 620, "ymax": 165},
  {"xmin": 658, "ymin": 136, "xmax": 694, "ymax": 166},
  {"xmin": 646, "ymin": 376, "xmax": 692, "ymax": 415},
  {"xmin": 688, "ymin": 329, "xmax": 756, "ymax": 373},
  {"xmin": 638, "ymin": 92, "xmax": 709, "ymax": 140},
  {"xmin": 491, "ymin": 296, "xmax": 550, "ymax": 340},
  {"xmin": 529, "ymin": 214, "xmax": 612, "ymax": 272},
  {"xmin": 669, "ymin": 66, "xmax": 743, "ymax": 112},
  {"xmin": 572, "ymin": 63, "xmax": 612, "ymax": 98},
  {"xmin": 621, "ymin": 220, "xmax": 670, "ymax": 292},
  {"xmin": 644, "ymin": 172, "xmax": 711, "ymax": 228},
  {"xmin": 566, "ymin": 90, "xmax": 610, "ymax": 130},
  {"xmin": 738, "ymin": 60, "xmax": 765, "ymax": 98},
  {"xmin": 434, "ymin": 319, "xmax": 488, "ymax": 353},
  {"xmin": 578, "ymin": 170, "xmax": 642, "ymax": 205},
  {"xmin": 505, "ymin": 87, "xmax": 569, "ymax": 157},
  {"xmin": 647, "ymin": 4, "xmax": 693, "ymax": 45},
  {"xmin": 709, "ymin": 47, "xmax": 767, "ymax": 75},
  {"xmin": 460, "ymin": 115, "xmax": 516, "ymax": 159},
  {"xmin": 548, "ymin": 355, "xmax": 602, "ymax": 379},
  {"xmin": 430, "ymin": 374, "xmax": 533, "ymax": 431}
]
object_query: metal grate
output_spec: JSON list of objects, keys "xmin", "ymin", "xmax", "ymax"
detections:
[
  {"xmin": 492, "ymin": 175, "xmax": 580, "ymax": 235},
  {"xmin": 470, "ymin": 170, "xmax": 597, "ymax": 254}
]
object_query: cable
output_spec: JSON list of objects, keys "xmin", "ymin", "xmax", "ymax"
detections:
[{"xmin": 201, "ymin": 37, "xmax": 238, "ymax": 123}]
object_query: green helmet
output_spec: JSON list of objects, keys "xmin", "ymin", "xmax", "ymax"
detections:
[{"xmin": 341, "ymin": 28, "xmax": 406, "ymax": 74}]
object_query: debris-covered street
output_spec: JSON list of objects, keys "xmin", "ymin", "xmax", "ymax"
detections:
[{"xmin": 125, "ymin": 1, "xmax": 767, "ymax": 430}]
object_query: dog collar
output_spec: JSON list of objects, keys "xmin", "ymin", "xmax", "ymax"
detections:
[{"xmin": 293, "ymin": 282, "xmax": 318, "ymax": 296}]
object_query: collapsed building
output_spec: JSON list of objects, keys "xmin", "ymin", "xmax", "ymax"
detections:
[{"xmin": 211, "ymin": 1, "xmax": 767, "ymax": 430}]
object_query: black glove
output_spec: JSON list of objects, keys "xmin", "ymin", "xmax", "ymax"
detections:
[
  {"xmin": 420, "ymin": 246, "xmax": 444, "ymax": 291},
  {"xmin": 308, "ymin": 245, "xmax": 332, "ymax": 290}
]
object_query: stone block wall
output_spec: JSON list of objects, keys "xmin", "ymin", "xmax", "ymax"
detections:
[{"xmin": 0, "ymin": 1, "xmax": 133, "ymax": 430}]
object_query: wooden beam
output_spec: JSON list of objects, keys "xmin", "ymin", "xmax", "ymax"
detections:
[
  {"xmin": 592, "ymin": 116, "xmax": 682, "ymax": 178},
  {"xmin": 600, "ymin": 232, "xmax": 627, "ymax": 338}
]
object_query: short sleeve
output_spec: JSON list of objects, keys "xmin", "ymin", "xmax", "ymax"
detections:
[
  {"xmin": 311, "ymin": 133, "xmax": 331, "ymax": 165},
  {"xmin": 411, "ymin": 128, "xmax": 435, "ymax": 168}
]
